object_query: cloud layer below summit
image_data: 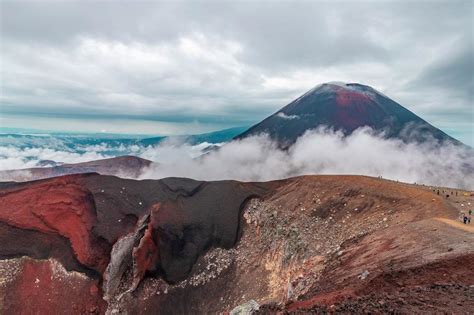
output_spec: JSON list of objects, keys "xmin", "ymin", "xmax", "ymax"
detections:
[{"xmin": 140, "ymin": 128, "xmax": 474, "ymax": 189}]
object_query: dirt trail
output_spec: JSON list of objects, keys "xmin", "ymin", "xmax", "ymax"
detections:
[{"xmin": 435, "ymin": 217, "xmax": 474, "ymax": 233}]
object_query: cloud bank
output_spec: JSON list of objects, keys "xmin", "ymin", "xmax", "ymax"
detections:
[
  {"xmin": 1, "ymin": 128, "xmax": 472, "ymax": 189},
  {"xmin": 140, "ymin": 128, "xmax": 474, "ymax": 190}
]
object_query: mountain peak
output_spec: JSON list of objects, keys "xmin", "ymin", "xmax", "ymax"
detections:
[
  {"xmin": 289, "ymin": 82, "xmax": 389, "ymax": 111},
  {"xmin": 236, "ymin": 82, "xmax": 460, "ymax": 147},
  {"xmin": 307, "ymin": 81, "xmax": 383, "ymax": 97}
]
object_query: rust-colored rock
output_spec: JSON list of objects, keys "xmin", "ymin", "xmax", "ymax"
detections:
[
  {"xmin": 132, "ymin": 216, "xmax": 159, "ymax": 287},
  {"xmin": 0, "ymin": 258, "xmax": 107, "ymax": 314},
  {"xmin": 0, "ymin": 176, "xmax": 110, "ymax": 273}
]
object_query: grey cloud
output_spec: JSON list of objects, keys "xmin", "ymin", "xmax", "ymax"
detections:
[
  {"xmin": 2, "ymin": 1, "xmax": 466, "ymax": 70},
  {"xmin": 411, "ymin": 39, "xmax": 474, "ymax": 100},
  {"xmin": 0, "ymin": 0, "xmax": 472, "ymax": 144},
  {"xmin": 277, "ymin": 113, "xmax": 299, "ymax": 120}
]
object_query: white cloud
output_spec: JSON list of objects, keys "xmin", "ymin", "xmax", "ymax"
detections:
[
  {"xmin": 0, "ymin": 146, "xmax": 106, "ymax": 171},
  {"xmin": 276, "ymin": 112, "xmax": 299, "ymax": 120},
  {"xmin": 1, "ymin": 127, "xmax": 472, "ymax": 189},
  {"xmin": 140, "ymin": 128, "xmax": 474, "ymax": 190}
]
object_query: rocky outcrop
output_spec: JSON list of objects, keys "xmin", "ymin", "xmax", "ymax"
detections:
[
  {"xmin": 0, "ymin": 173, "xmax": 272, "ymax": 312},
  {"xmin": 0, "ymin": 257, "xmax": 107, "ymax": 314},
  {"xmin": 0, "ymin": 176, "xmax": 111, "ymax": 274},
  {"xmin": 230, "ymin": 300, "xmax": 260, "ymax": 315}
]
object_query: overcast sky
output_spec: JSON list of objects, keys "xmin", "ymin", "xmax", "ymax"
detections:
[{"xmin": 0, "ymin": 0, "xmax": 473, "ymax": 145}]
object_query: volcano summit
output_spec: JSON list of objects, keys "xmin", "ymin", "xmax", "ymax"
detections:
[{"xmin": 236, "ymin": 82, "xmax": 461, "ymax": 147}]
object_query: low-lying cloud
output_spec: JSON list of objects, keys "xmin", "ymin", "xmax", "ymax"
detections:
[
  {"xmin": 0, "ymin": 146, "xmax": 107, "ymax": 170},
  {"xmin": 140, "ymin": 127, "xmax": 474, "ymax": 190},
  {"xmin": 0, "ymin": 127, "xmax": 472, "ymax": 189},
  {"xmin": 276, "ymin": 112, "xmax": 299, "ymax": 120}
]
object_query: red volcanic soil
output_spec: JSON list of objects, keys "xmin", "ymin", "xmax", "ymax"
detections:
[
  {"xmin": 334, "ymin": 89, "xmax": 382, "ymax": 130},
  {"xmin": 283, "ymin": 254, "xmax": 474, "ymax": 314},
  {"xmin": 0, "ymin": 258, "xmax": 106, "ymax": 314},
  {"xmin": 335, "ymin": 88, "xmax": 373, "ymax": 107},
  {"xmin": 0, "ymin": 174, "xmax": 473, "ymax": 314},
  {"xmin": 0, "ymin": 176, "xmax": 111, "ymax": 273}
]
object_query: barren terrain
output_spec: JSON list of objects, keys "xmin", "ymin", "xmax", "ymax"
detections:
[{"xmin": 0, "ymin": 174, "xmax": 472, "ymax": 314}]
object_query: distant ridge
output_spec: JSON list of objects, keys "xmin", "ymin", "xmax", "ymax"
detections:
[{"xmin": 0, "ymin": 156, "xmax": 152, "ymax": 182}]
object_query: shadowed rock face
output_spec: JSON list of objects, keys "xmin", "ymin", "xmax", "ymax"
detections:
[{"xmin": 236, "ymin": 82, "xmax": 461, "ymax": 147}]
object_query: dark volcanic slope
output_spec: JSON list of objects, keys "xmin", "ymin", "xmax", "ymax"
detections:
[
  {"xmin": 236, "ymin": 82, "xmax": 460, "ymax": 147},
  {"xmin": 0, "ymin": 173, "xmax": 277, "ymax": 313},
  {"xmin": 0, "ymin": 155, "xmax": 152, "ymax": 182},
  {"xmin": 0, "ymin": 173, "xmax": 272, "ymax": 281}
]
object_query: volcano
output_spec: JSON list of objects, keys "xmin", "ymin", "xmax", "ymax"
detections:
[{"xmin": 236, "ymin": 82, "xmax": 461, "ymax": 147}]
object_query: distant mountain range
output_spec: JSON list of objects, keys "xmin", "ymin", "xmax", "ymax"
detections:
[
  {"xmin": 0, "ymin": 126, "xmax": 249, "ymax": 150},
  {"xmin": 235, "ymin": 82, "xmax": 462, "ymax": 147}
]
